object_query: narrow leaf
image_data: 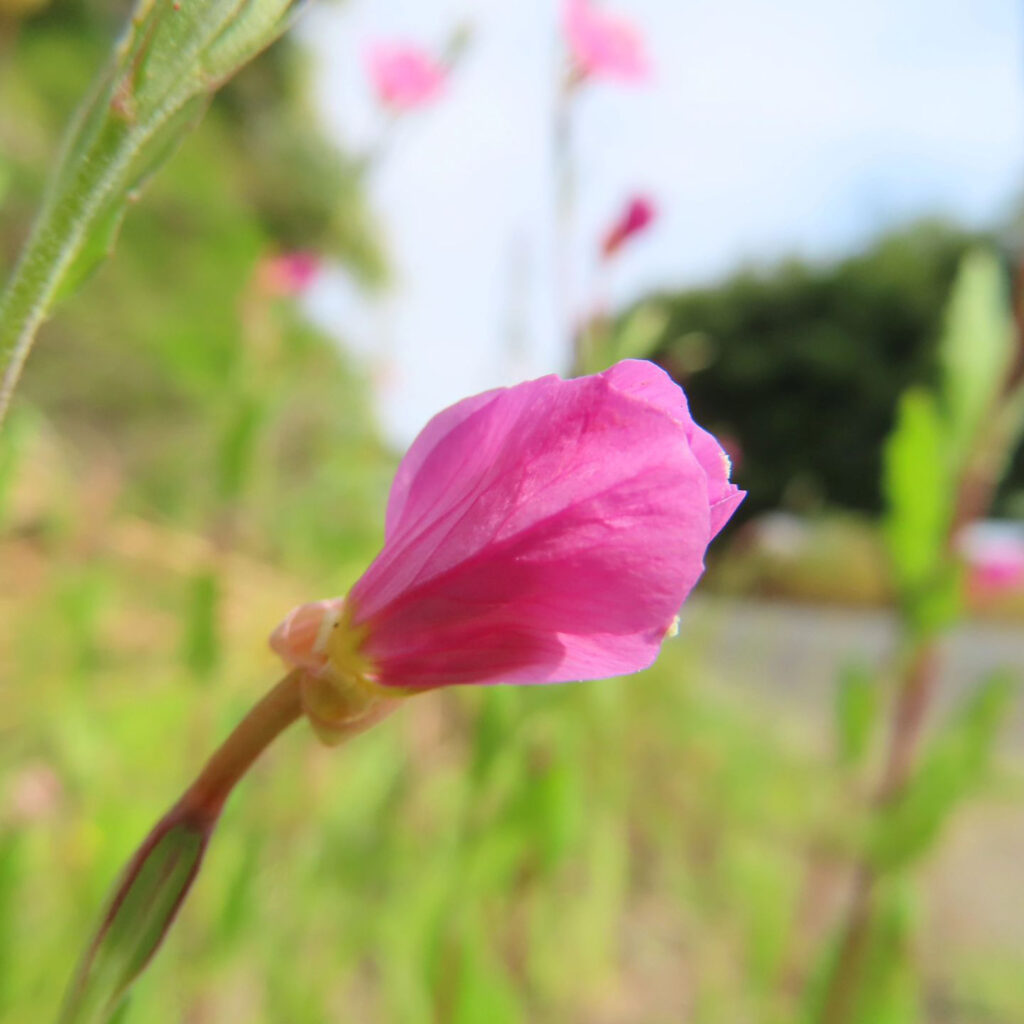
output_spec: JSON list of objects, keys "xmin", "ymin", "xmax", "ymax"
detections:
[
  {"xmin": 870, "ymin": 671, "xmax": 1016, "ymax": 871},
  {"xmin": 939, "ymin": 249, "xmax": 1014, "ymax": 470},
  {"xmin": 835, "ymin": 660, "xmax": 879, "ymax": 767},
  {"xmin": 882, "ymin": 388, "xmax": 959, "ymax": 631}
]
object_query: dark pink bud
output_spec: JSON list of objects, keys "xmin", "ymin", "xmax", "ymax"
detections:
[{"xmin": 601, "ymin": 195, "xmax": 657, "ymax": 259}]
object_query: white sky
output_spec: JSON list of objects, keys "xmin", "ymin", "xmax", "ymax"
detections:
[{"xmin": 299, "ymin": 0, "xmax": 1024, "ymax": 448}]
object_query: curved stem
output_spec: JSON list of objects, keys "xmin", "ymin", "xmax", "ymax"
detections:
[
  {"xmin": 176, "ymin": 667, "xmax": 304, "ymax": 823},
  {"xmin": 59, "ymin": 670, "xmax": 305, "ymax": 1024}
]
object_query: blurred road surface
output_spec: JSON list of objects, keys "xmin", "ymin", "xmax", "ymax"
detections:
[{"xmin": 679, "ymin": 597, "xmax": 1024, "ymax": 753}]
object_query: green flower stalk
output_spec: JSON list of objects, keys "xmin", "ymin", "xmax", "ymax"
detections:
[
  {"xmin": 60, "ymin": 671, "xmax": 401, "ymax": 1024},
  {"xmin": 0, "ymin": 0, "xmax": 304, "ymax": 427}
]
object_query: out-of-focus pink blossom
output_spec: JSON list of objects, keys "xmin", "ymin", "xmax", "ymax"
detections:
[
  {"xmin": 367, "ymin": 42, "xmax": 446, "ymax": 110},
  {"xmin": 6, "ymin": 763, "xmax": 62, "ymax": 824},
  {"xmin": 272, "ymin": 360, "xmax": 743, "ymax": 697},
  {"xmin": 959, "ymin": 521, "xmax": 1024, "ymax": 596},
  {"xmin": 564, "ymin": 0, "xmax": 649, "ymax": 82},
  {"xmin": 257, "ymin": 251, "xmax": 320, "ymax": 297},
  {"xmin": 601, "ymin": 195, "xmax": 657, "ymax": 259}
]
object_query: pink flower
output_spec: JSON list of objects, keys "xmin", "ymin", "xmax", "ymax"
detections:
[
  {"xmin": 959, "ymin": 521, "xmax": 1024, "ymax": 596},
  {"xmin": 271, "ymin": 360, "xmax": 742, "ymax": 699},
  {"xmin": 564, "ymin": 0, "xmax": 649, "ymax": 83},
  {"xmin": 257, "ymin": 251, "xmax": 320, "ymax": 297},
  {"xmin": 367, "ymin": 42, "xmax": 446, "ymax": 111},
  {"xmin": 601, "ymin": 195, "xmax": 657, "ymax": 259}
]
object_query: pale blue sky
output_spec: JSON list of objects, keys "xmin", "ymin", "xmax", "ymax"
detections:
[{"xmin": 300, "ymin": 0, "xmax": 1024, "ymax": 446}]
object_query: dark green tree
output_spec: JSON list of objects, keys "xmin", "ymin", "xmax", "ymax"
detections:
[{"xmin": 645, "ymin": 220, "xmax": 990, "ymax": 519}]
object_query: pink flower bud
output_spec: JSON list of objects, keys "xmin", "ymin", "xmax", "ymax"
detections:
[
  {"xmin": 564, "ymin": 0, "xmax": 649, "ymax": 83},
  {"xmin": 601, "ymin": 194, "xmax": 657, "ymax": 259},
  {"xmin": 257, "ymin": 251, "xmax": 320, "ymax": 297},
  {"xmin": 271, "ymin": 360, "xmax": 743, "ymax": 695},
  {"xmin": 269, "ymin": 598, "xmax": 346, "ymax": 678},
  {"xmin": 959, "ymin": 522, "xmax": 1024, "ymax": 596},
  {"xmin": 366, "ymin": 42, "xmax": 446, "ymax": 111}
]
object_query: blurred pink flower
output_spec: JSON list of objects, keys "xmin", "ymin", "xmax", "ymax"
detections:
[
  {"xmin": 564, "ymin": 0, "xmax": 649, "ymax": 82},
  {"xmin": 257, "ymin": 251, "xmax": 320, "ymax": 297},
  {"xmin": 272, "ymin": 360, "xmax": 743, "ymax": 695},
  {"xmin": 367, "ymin": 42, "xmax": 446, "ymax": 110},
  {"xmin": 6, "ymin": 762, "xmax": 62, "ymax": 824},
  {"xmin": 601, "ymin": 194, "xmax": 657, "ymax": 259},
  {"xmin": 960, "ymin": 522, "xmax": 1024, "ymax": 596}
]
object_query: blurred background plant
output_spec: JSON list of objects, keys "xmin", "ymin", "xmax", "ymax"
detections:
[{"xmin": 3, "ymin": 1, "xmax": 1024, "ymax": 1023}]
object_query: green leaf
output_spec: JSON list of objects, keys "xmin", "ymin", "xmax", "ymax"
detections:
[
  {"xmin": 0, "ymin": 0, "xmax": 304, "ymax": 424},
  {"xmin": 182, "ymin": 569, "xmax": 220, "ymax": 680},
  {"xmin": 805, "ymin": 880, "xmax": 919, "ymax": 1024},
  {"xmin": 835, "ymin": 661, "xmax": 879, "ymax": 767},
  {"xmin": 450, "ymin": 928, "xmax": 524, "ymax": 1024},
  {"xmin": 611, "ymin": 305, "xmax": 670, "ymax": 363},
  {"xmin": 0, "ymin": 406, "xmax": 32, "ymax": 528},
  {"xmin": 60, "ymin": 819, "xmax": 209, "ymax": 1024},
  {"xmin": 939, "ymin": 249, "xmax": 1014, "ymax": 470},
  {"xmin": 0, "ymin": 833, "xmax": 22, "ymax": 1012},
  {"xmin": 849, "ymin": 882, "xmax": 919, "ymax": 1024},
  {"xmin": 217, "ymin": 392, "xmax": 265, "ymax": 502},
  {"xmin": 882, "ymin": 388, "xmax": 959, "ymax": 631},
  {"xmin": 870, "ymin": 671, "xmax": 1016, "ymax": 871}
]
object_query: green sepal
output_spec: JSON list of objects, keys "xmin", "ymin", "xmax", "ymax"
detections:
[{"xmin": 59, "ymin": 815, "xmax": 211, "ymax": 1024}]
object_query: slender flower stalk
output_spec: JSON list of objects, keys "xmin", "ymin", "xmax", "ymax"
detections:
[
  {"xmin": 61, "ymin": 360, "xmax": 741, "ymax": 1023},
  {"xmin": 816, "ymin": 253, "xmax": 1024, "ymax": 1023},
  {"xmin": 60, "ymin": 672, "xmax": 399, "ymax": 1024}
]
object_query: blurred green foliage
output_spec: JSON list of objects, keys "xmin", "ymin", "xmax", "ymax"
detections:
[
  {"xmin": 3, "ymin": 8, "xmax": 1024, "ymax": 1024},
  {"xmin": 1, "ymin": 0, "xmax": 392, "ymax": 577}
]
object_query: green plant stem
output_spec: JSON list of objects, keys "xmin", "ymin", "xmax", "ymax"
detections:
[
  {"xmin": 817, "ymin": 382, "xmax": 1024, "ymax": 1021},
  {"xmin": 178, "ymin": 666, "xmax": 305, "ymax": 821},
  {"xmin": 0, "ymin": 152, "xmax": 116, "ymax": 425},
  {"xmin": 815, "ymin": 641, "xmax": 937, "ymax": 1024},
  {"xmin": 60, "ymin": 669, "xmax": 305, "ymax": 1023}
]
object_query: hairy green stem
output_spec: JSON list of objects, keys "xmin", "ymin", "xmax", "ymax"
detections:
[
  {"xmin": 0, "ymin": 173, "xmax": 102, "ymax": 425},
  {"xmin": 0, "ymin": 0, "xmax": 301, "ymax": 429}
]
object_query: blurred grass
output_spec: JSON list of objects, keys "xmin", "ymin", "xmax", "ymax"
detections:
[
  {"xmin": 2, "ymin": 473, "xmax": 1024, "ymax": 1021},
  {"xmin": 3, "ymin": 7, "xmax": 1024, "ymax": 1022}
]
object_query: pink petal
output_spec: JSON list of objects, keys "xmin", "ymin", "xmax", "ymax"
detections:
[
  {"xmin": 349, "ymin": 360, "xmax": 743, "ymax": 689},
  {"xmin": 603, "ymin": 360, "xmax": 742, "ymax": 537}
]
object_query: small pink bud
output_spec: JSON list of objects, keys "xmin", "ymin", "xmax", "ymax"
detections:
[
  {"xmin": 269, "ymin": 598, "xmax": 346, "ymax": 678},
  {"xmin": 564, "ymin": 0, "xmax": 649, "ymax": 83},
  {"xmin": 959, "ymin": 522, "xmax": 1024, "ymax": 596},
  {"xmin": 6, "ymin": 762, "xmax": 62, "ymax": 824},
  {"xmin": 257, "ymin": 251, "xmax": 320, "ymax": 297},
  {"xmin": 366, "ymin": 42, "xmax": 446, "ymax": 111},
  {"xmin": 601, "ymin": 194, "xmax": 657, "ymax": 259}
]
